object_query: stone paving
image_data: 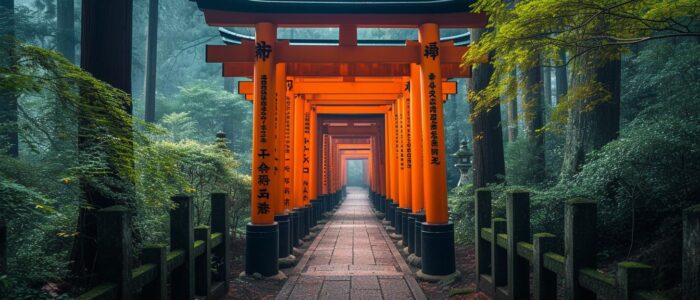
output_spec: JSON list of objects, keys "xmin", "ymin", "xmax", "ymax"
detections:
[{"xmin": 275, "ymin": 187, "xmax": 426, "ymax": 300}]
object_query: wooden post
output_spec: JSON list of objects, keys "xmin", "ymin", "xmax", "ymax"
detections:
[
  {"xmin": 141, "ymin": 245, "xmax": 167, "ymax": 300},
  {"xmin": 564, "ymin": 199, "xmax": 597, "ymax": 300},
  {"xmin": 195, "ymin": 226, "xmax": 212, "ymax": 298},
  {"xmin": 0, "ymin": 220, "xmax": 6, "ymax": 276},
  {"xmin": 683, "ymin": 204, "xmax": 700, "ymax": 300},
  {"xmin": 171, "ymin": 194, "xmax": 194, "ymax": 300},
  {"xmin": 492, "ymin": 218, "xmax": 507, "ymax": 289},
  {"xmin": 616, "ymin": 262, "xmax": 653, "ymax": 300},
  {"xmin": 211, "ymin": 193, "xmax": 231, "ymax": 289},
  {"xmin": 533, "ymin": 233, "xmax": 557, "ymax": 300},
  {"xmin": 95, "ymin": 206, "xmax": 132, "ymax": 300},
  {"xmin": 475, "ymin": 189, "xmax": 492, "ymax": 285},
  {"xmin": 507, "ymin": 191, "xmax": 530, "ymax": 299}
]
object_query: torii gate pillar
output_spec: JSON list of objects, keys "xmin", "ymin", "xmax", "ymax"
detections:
[
  {"xmin": 416, "ymin": 23, "xmax": 457, "ymax": 280},
  {"xmin": 246, "ymin": 22, "xmax": 282, "ymax": 278}
]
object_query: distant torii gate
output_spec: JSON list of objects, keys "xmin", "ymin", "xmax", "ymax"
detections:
[{"xmin": 193, "ymin": 0, "xmax": 486, "ymax": 281}]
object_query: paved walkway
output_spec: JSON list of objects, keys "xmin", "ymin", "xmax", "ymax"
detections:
[{"xmin": 276, "ymin": 187, "xmax": 426, "ymax": 300}]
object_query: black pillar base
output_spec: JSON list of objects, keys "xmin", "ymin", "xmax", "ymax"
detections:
[
  {"xmin": 386, "ymin": 201, "xmax": 396, "ymax": 225},
  {"xmin": 421, "ymin": 222, "xmax": 456, "ymax": 276},
  {"xmin": 291, "ymin": 210, "xmax": 303, "ymax": 247},
  {"xmin": 324, "ymin": 195, "xmax": 331, "ymax": 213},
  {"xmin": 275, "ymin": 214, "xmax": 291, "ymax": 258},
  {"xmin": 400, "ymin": 208, "xmax": 410, "ymax": 245},
  {"xmin": 414, "ymin": 213, "xmax": 426, "ymax": 257},
  {"xmin": 311, "ymin": 200, "xmax": 318, "ymax": 225},
  {"xmin": 395, "ymin": 208, "xmax": 404, "ymax": 234},
  {"xmin": 379, "ymin": 196, "xmax": 386, "ymax": 214},
  {"xmin": 245, "ymin": 223, "xmax": 279, "ymax": 276},
  {"xmin": 406, "ymin": 213, "xmax": 416, "ymax": 253},
  {"xmin": 304, "ymin": 205, "xmax": 312, "ymax": 236}
]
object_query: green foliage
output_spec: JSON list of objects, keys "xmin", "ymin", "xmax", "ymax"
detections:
[
  {"xmin": 504, "ymin": 138, "xmax": 547, "ymax": 186},
  {"xmin": 134, "ymin": 138, "xmax": 251, "ymax": 245},
  {"xmin": 465, "ymin": 0, "xmax": 700, "ymax": 122},
  {"xmin": 159, "ymin": 81, "xmax": 253, "ymax": 171},
  {"xmin": 0, "ymin": 40, "xmax": 252, "ymax": 296}
]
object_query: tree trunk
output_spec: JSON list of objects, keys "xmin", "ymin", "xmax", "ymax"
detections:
[
  {"xmin": 56, "ymin": 0, "xmax": 75, "ymax": 63},
  {"xmin": 524, "ymin": 62, "xmax": 545, "ymax": 182},
  {"xmin": 143, "ymin": 0, "xmax": 158, "ymax": 122},
  {"xmin": 0, "ymin": 0, "xmax": 17, "ymax": 157},
  {"xmin": 506, "ymin": 70, "xmax": 518, "ymax": 142},
  {"xmin": 559, "ymin": 55, "xmax": 620, "ymax": 179},
  {"xmin": 543, "ymin": 65, "xmax": 551, "ymax": 110},
  {"xmin": 469, "ymin": 28, "xmax": 506, "ymax": 188},
  {"xmin": 70, "ymin": 0, "xmax": 133, "ymax": 280},
  {"xmin": 555, "ymin": 49, "xmax": 568, "ymax": 103}
]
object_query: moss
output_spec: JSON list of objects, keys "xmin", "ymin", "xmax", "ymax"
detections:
[
  {"xmin": 533, "ymin": 232, "xmax": 556, "ymax": 238},
  {"xmin": 131, "ymin": 264, "xmax": 155, "ymax": 280},
  {"xmin": 75, "ymin": 283, "xmax": 117, "ymax": 300},
  {"xmin": 475, "ymin": 187, "xmax": 492, "ymax": 193},
  {"xmin": 194, "ymin": 240, "xmax": 204, "ymax": 249},
  {"xmin": 493, "ymin": 217, "xmax": 507, "ymax": 222},
  {"xmin": 98, "ymin": 205, "xmax": 130, "ymax": 212},
  {"xmin": 166, "ymin": 249, "xmax": 184, "ymax": 262},
  {"xmin": 580, "ymin": 268, "xmax": 616, "ymax": 286},
  {"xmin": 545, "ymin": 253, "xmax": 565, "ymax": 263},
  {"xmin": 618, "ymin": 261, "xmax": 652, "ymax": 269},
  {"xmin": 518, "ymin": 242, "xmax": 534, "ymax": 250},
  {"xmin": 507, "ymin": 188, "xmax": 530, "ymax": 194},
  {"xmin": 565, "ymin": 198, "xmax": 596, "ymax": 205},
  {"xmin": 194, "ymin": 225, "xmax": 210, "ymax": 230},
  {"xmin": 686, "ymin": 204, "xmax": 700, "ymax": 213}
]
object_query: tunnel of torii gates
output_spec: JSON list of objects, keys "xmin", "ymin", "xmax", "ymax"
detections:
[{"xmin": 194, "ymin": 0, "xmax": 487, "ymax": 280}]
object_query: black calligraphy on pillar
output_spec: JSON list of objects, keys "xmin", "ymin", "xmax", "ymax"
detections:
[
  {"xmin": 302, "ymin": 112, "xmax": 311, "ymax": 202},
  {"xmin": 257, "ymin": 201, "xmax": 270, "ymax": 214},
  {"xmin": 260, "ymin": 75, "xmax": 268, "ymax": 143},
  {"xmin": 406, "ymin": 95, "xmax": 412, "ymax": 169},
  {"xmin": 428, "ymin": 73, "xmax": 440, "ymax": 165},
  {"xmin": 399, "ymin": 104, "xmax": 404, "ymax": 170},
  {"xmin": 424, "ymin": 42, "xmax": 439, "ymax": 60},
  {"xmin": 256, "ymin": 41, "xmax": 272, "ymax": 61}
]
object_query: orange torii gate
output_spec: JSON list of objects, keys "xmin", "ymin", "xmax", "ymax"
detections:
[{"xmin": 194, "ymin": 0, "xmax": 484, "ymax": 282}]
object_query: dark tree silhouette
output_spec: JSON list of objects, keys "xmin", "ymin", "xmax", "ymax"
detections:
[{"xmin": 70, "ymin": 0, "xmax": 134, "ymax": 280}]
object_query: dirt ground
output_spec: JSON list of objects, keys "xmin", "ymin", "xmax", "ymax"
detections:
[
  {"xmin": 413, "ymin": 244, "xmax": 489, "ymax": 300},
  {"xmin": 226, "ymin": 238, "xmax": 287, "ymax": 300}
]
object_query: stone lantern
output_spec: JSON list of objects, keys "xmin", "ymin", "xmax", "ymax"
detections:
[{"xmin": 451, "ymin": 139, "xmax": 472, "ymax": 187}]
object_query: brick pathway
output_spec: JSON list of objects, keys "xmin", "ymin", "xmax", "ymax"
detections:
[{"xmin": 276, "ymin": 187, "xmax": 426, "ymax": 300}]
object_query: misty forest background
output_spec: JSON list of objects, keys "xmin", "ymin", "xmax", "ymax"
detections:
[{"xmin": 1, "ymin": 0, "xmax": 699, "ymax": 298}]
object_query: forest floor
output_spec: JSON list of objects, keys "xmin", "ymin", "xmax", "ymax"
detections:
[
  {"xmin": 227, "ymin": 237, "xmax": 286, "ymax": 300},
  {"xmin": 413, "ymin": 244, "xmax": 489, "ymax": 300}
]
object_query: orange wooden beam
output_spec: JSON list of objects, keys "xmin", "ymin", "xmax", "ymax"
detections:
[
  {"xmin": 314, "ymin": 105, "xmax": 389, "ymax": 115},
  {"xmin": 207, "ymin": 41, "xmax": 469, "ymax": 64},
  {"xmin": 222, "ymin": 62, "xmax": 471, "ymax": 77},
  {"xmin": 239, "ymin": 81, "xmax": 457, "ymax": 96}
]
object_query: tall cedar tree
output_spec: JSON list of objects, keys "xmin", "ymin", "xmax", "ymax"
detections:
[
  {"xmin": 469, "ymin": 28, "xmax": 506, "ymax": 188},
  {"xmin": 56, "ymin": 0, "xmax": 74, "ymax": 63},
  {"xmin": 144, "ymin": 0, "xmax": 158, "ymax": 122},
  {"xmin": 0, "ymin": 0, "xmax": 17, "ymax": 157},
  {"xmin": 70, "ymin": 0, "xmax": 134, "ymax": 279},
  {"xmin": 464, "ymin": 0, "xmax": 700, "ymax": 179},
  {"xmin": 523, "ymin": 62, "xmax": 545, "ymax": 182}
]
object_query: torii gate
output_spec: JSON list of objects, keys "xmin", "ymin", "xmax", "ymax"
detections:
[{"xmin": 193, "ymin": 0, "xmax": 486, "ymax": 282}]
